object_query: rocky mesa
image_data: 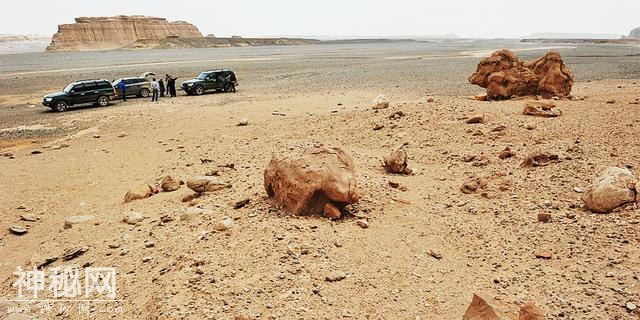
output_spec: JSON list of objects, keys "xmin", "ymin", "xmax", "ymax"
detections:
[{"xmin": 46, "ymin": 15, "xmax": 203, "ymax": 52}]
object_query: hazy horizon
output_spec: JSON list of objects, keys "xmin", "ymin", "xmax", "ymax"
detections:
[{"xmin": 1, "ymin": 0, "xmax": 638, "ymax": 38}]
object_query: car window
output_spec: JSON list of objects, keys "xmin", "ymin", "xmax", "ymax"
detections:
[
  {"xmin": 196, "ymin": 72, "xmax": 208, "ymax": 80},
  {"xmin": 72, "ymin": 84, "xmax": 85, "ymax": 92},
  {"xmin": 83, "ymin": 82, "xmax": 97, "ymax": 91},
  {"xmin": 124, "ymin": 79, "xmax": 138, "ymax": 85},
  {"xmin": 96, "ymin": 81, "xmax": 112, "ymax": 89},
  {"xmin": 64, "ymin": 83, "xmax": 76, "ymax": 93}
]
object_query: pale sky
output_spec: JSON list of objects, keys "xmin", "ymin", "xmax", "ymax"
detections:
[{"xmin": 1, "ymin": 0, "xmax": 638, "ymax": 38}]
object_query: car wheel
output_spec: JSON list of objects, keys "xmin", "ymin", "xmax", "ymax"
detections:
[
  {"xmin": 52, "ymin": 101, "xmax": 68, "ymax": 112},
  {"xmin": 194, "ymin": 86, "xmax": 205, "ymax": 96},
  {"xmin": 223, "ymin": 83, "xmax": 231, "ymax": 92},
  {"xmin": 139, "ymin": 88, "xmax": 150, "ymax": 98},
  {"xmin": 97, "ymin": 96, "xmax": 110, "ymax": 107}
]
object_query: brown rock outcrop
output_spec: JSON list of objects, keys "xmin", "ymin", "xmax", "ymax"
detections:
[
  {"xmin": 469, "ymin": 49, "xmax": 574, "ymax": 99},
  {"xmin": 522, "ymin": 101, "xmax": 561, "ymax": 117},
  {"xmin": 463, "ymin": 293, "xmax": 546, "ymax": 320},
  {"xmin": 46, "ymin": 16, "xmax": 202, "ymax": 52},
  {"xmin": 582, "ymin": 167, "xmax": 637, "ymax": 213},
  {"xmin": 264, "ymin": 146, "xmax": 360, "ymax": 216}
]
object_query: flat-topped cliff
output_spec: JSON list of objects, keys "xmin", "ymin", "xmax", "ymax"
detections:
[{"xmin": 46, "ymin": 15, "xmax": 202, "ymax": 52}]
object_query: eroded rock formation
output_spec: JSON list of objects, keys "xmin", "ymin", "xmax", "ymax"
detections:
[
  {"xmin": 469, "ymin": 49, "xmax": 574, "ymax": 99},
  {"xmin": 463, "ymin": 293, "xmax": 545, "ymax": 320},
  {"xmin": 46, "ymin": 16, "xmax": 202, "ymax": 52},
  {"xmin": 264, "ymin": 146, "xmax": 359, "ymax": 217}
]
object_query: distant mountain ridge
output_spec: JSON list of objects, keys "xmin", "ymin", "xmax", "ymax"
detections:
[{"xmin": 522, "ymin": 33, "xmax": 622, "ymax": 39}]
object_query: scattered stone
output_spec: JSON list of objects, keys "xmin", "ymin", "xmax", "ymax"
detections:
[
  {"xmin": 264, "ymin": 146, "xmax": 359, "ymax": 216},
  {"xmin": 180, "ymin": 208, "xmax": 204, "ymax": 221},
  {"xmin": 606, "ymin": 99, "xmax": 616, "ymax": 104},
  {"xmin": 160, "ymin": 215, "xmax": 175, "ymax": 223},
  {"xmin": 373, "ymin": 124, "xmax": 384, "ymax": 131},
  {"xmin": 117, "ymin": 133, "xmax": 126, "ymax": 138},
  {"xmin": 62, "ymin": 246, "xmax": 88, "ymax": 261},
  {"xmin": 428, "ymin": 250, "xmax": 443, "ymax": 260},
  {"xmin": 124, "ymin": 184, "xmax": 153, "ymax": 203},
  {"xmin": 182, "ymin": 193, "xmax": 201, "ymax": 203},
  {"xmin": 237, "ymin": 117, "xmax": 249, "ymax": 126},
  {"xmin": 31, "ymin": 150, "xmax": 42, "ymax": 155},
  {"xmin": 355, "ymin": 219, "xmax": 369, "ymax": 229},
  {"xmin": 384, "ymin": 148, "xmax": 413, "ymax": 175},
  {"xmin": 468, "ymin": 49, "xmax": 574, "ymax": 99},
  {"xmin": 64, "ymin": 215, "xmax": 96, "ymax": 229},
  {"xmin": 233, "ymin": 198, "xmax": 251, "ymax": 209},
  {"xmin": 325, "ymin": 271, "xmax": 347, "ymax": 282},
  {"xmin": 519, "ymin": 303, "xmax": 545, "ymax": 320},
  {"xmin": 388, "ymin": 110, "xmax": 406, "ymax": 120},
  {"xmin": 426, "ymin": 96, "xmax": 435, "ymax": 103},
  {"xmin": 492, "ymin": 123, "xmax": 507, "ymax": 132},
  {"xmin": 37, "ymin": 257, "xmax": 59, "ymax": 269},
  {"xmin": 473, "ymin": 94, "xmax": 488, "ymax": 101},
  {"xmin": 93, "ymin": 134, "xmax": 101, "ymax": 138},
  {"xmin": 573, "ymin": 187, "xmax": 583, "ymax": 193},
  {"xmin": 582, "ymin": 167, "xmax": 638, "ymax": 213},
  {"xmin": 142, "ymin": 256, "xmax": 152, "ymax": 262},
  {"xmin": 323, "ymin": 203, "xmax": 341, "ymax": 219},
  {"xmin": 123, "ymin": 211, "xmax": 144, "ymax": 225},
  {"xmin": 372, "ymin": 94, "xmax": 389, "ymax": 109},
  {"xmin": 626, "ymin": 302, "xmax": 637, "ymax": 312},
  {"xmin": 537, "ymin": 213, "xmax": 552, "ymax": 223},
  {"xmin": 521, "ymin": 152, "xmax": 559, "ymax": 167},
  {"xmin": 534, "ymin": 250, "xmax": 552, "ymax": 259},
  {"xmin": 20, "ymin": 214, "xmax": 38, "ymax": 222},
  {"xmin": 498, "ymin": 147, "xmax": 516, "ymax": 160},
  {"xmin": 525, "ymin": 124, "xmax": 536, "ymax": 130},
  {"xmin": 160, "ymin": 176, "xmax": 180, "ymax": 192},
  {"xmin": 187, "ymin": 176, "xmax": 230, "ymax": 193},
  {"xmin": 523, "ymin": 101, "xmax": 561, "ymax": 117},
  {"xmin": 466, "ymin": 113, "xmax": 485, "ymax": 124},
  {"xmin": 388, "ymin": 180, "xmax": 408, "ymax": 191},
  {"xmin": 9, "ymin": 225, "xmax": 27, "ymax": 235},
  {"xmin": 213, "ymin": 217, "xmax": 234, "ymax": 231}
]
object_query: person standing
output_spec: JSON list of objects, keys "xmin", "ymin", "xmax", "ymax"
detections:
[
  {"xmin": 159, "ymin": 79, "xmax": 166, "ymax": 97},
  {"xmin": 151, "ymin": 78, "xmax": 160, "ymax": 102},
  {"xmin": 118, "ymin": 81, "xmax": 127, "ymax": 101},
  {"xmin": 168, "ymin": 75, "xmax": 177, "ymax": 97}
]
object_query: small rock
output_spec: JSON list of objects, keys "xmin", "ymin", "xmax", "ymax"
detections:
[
  {"xmin": 373, "ymin": 124, "xmax": 384, "ymax": 131},
  {"xmin": 213, "ymin": 217, "xmax": 234, "ymax": 231},
  {"xmin": 62, "ymin": 246, "xmax": 88, "ymax": 261},
  {"xmin": 498, "ymin": 147, "xmax": 515, "ymax": 160},
  {"xmin": 325, "ymin": 271, "xmax": 347, "ymax": 282},
  {"xmin": 64, "ymin": 215, "xmax": 96, "ymax": 229},
  {"xmin": 465, "ymin": 114, "xmax": 485, "ymax": 124},
  {"xmin": 525, "ymin": 124, "xmax": 536, "ymax": 130},
  {"xmin": 534, "ymin": 250, "xmax": 552, "ymax": 259},
  {"xmin": 187, "ymin": 176, "xmax": 230, "ymax": 193},
  {"xmin": 93, "ymin": 134, "xmax": 101, "ymax": 139},
  {"xmin": 124, "ymin": 184, "xmax": 153, "ymax": 203},
  {"xmin": 323, "ymin": 203, "xmax": 341, "ymax": 220},
  {"xmin": 9, "ymin": 225, "xmax": 28, "ymax": 235},
  {"xmin": 20, "ymin": 214, "xmax": 38, "ymax": 222},
  {"xmin": 31, "ymin": 150, "xmax": 42, "ymax": 155},
  {"xmin": 573, "ymin": 187, "xmax": 583, "ymax": 193},
  {"xmin": 123, "ymin": 211, "xmax": 144, "ymax": 225},
  {"xmin": 428, "ymin": 250, "xmax": 442, "ymax": 260},
  {"xmin": 626, "ymin": 302, "xmax": 637, "ymax": 312},
  {"xmin": 142, "ymin": 256, "xmax": 152, "ymax": 262},
  {"xmin": 372, "ymin": 94, "xmax": 390, "ymax": 109},
  {"xmin": 233, "ymin": 198, "xmax": 250, "ymax": 209},
  {"xmin": 537, "ymin": 213, "xmax": 552, "ymax": 223},
  {"xmin": 384, "ymin": 148, "xmax": 413, "ymax": 175},
  {"xmin": 237, "ymin": 117, "xmax": 249, "ymax": 126},
  {"xmin": 426, "ymin": 96, "xmax": 435, "ymax": 103},
  {"xmin": 355, "ymin": 219, "xmax": 369, "ymax": 229},
  {"xmin": 117, "ymin": 133, "xmax": 126, "ymax": 138},
  {"xmin": 180, "ymin": 208, "xmax": 205, "ymax": 221},
  {"xmin": 160, "ymin": 176, "xmax": 180, "ymax": 192},
  {"xmin": 582, "ymin": 167, "xmax": 637, "ymax": 213}
]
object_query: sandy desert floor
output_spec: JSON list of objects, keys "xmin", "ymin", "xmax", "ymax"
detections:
[{"xmin": 0, "ymin": 42, "xmax": 639, "ymax": 319}]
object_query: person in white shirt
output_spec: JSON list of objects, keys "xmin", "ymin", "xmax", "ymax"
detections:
[{"xmin": 150, "ymin": 78, "xmax": 160, "ymax": 102}]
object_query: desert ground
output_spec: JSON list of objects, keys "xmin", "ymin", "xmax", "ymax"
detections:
[{"xmin": 0, "ymin": 41, "xmax": 639, "ymax": 319}]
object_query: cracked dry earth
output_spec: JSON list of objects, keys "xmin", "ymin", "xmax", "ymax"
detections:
[{"xmin": 0, "ymin": 79, "xmax": 639, "ymax": 319}]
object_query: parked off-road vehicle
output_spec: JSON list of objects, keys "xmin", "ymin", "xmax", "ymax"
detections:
[
  {"xmin": 42, "ymin": 80, "xmax": 116, "ymax": 112},
  {"xmin": 112, "ymin": 75, "xmax": 153, "ymax": 99},
  {"xmin": 181, "ymin": 69, "xmax": 237, "ymax": 95}
]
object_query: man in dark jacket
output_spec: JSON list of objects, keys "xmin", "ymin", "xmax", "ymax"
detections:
[
  {"xmin": 167, "ymin": 75, "xmax": 177, "ymax": 97},
  {"xmin": 117, "ymin": 81, "xmax": 127, "ymax": 101}
]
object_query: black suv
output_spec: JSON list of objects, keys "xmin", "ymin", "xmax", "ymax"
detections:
[
  {"xmin": 112, "ymin": 77, "xmax": 152, "ymax": 99},
  {"xmin": 181, "ymin": 69, "xmax": 237, "ymax": 95},
  {"xmin": 43, "ymin": 80, "xmax": 116, "ymax": 112}
]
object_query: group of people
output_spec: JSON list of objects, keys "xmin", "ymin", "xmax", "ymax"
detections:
[
  {"xmin": 151, "ymin": 74, "xmax": 178, "ymax": 102},
  {"xmin": 117, "ymin": 74, "xmax": 178, "ymax": 103}
]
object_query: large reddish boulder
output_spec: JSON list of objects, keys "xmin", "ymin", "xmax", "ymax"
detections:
[
  {"xmin": 264, "ymin": 146, "xmax": 360, "ymax": 218},
  {"xmin": 469, "ymin": 50, "xmax": 574, "ymax": 99}
]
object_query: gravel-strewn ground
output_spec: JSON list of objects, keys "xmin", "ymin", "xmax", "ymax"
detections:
[{"xmin": 0, "ymin": 43, "xmax": 639, "ymax": 319}]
